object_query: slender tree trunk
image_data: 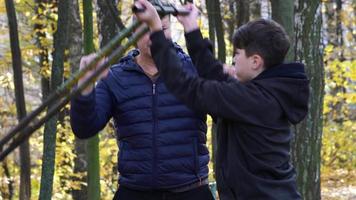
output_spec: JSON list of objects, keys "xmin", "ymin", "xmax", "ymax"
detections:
[
  {"xmin": 335, "ymin": 0, "xmax": 343, "ymax": 49},
  {"xmin": 324, "ymin": 0, "xmax": 344, "ymax": 50},
  {"xmin": 95, "ymin": 0, "xmax": 123, "ymax": 194},
  {"xmin": 72, "ymin": 140, "xmax": 88, "ymax": 200},
  {"xmin": 261, "ymin": 0, "xmax": 272, "ymax": 18},
  {"xmin": 324, "ymin": 1, "xmax": 337, "ymax": 46},
  {"xmin": 68, "ymin": 1, "xmax": 87, "ymax": 199},
  {"xmin": 211, "ymin": 1, "xmax": 227, "ymax": 179},
  {"xmin": 34, "ymin": 0, "xmax": 51, "ymax": 102},
  {"xmin": 292, "ymin": 0, "xmax": 324, "ymax": 199},
  {"xmin": 227, "ymin": 0, "xmax": 249, "ymax": 42},
  {"xmin": 250, "ymin": 0, "xmax": 261, "ymax": 20},
  {"xmin": 270, "ymin": 0, "xmax": 294, "ymax": 61},
  {"xmin": 213, "ymin": 0, "xmax": 226, "ymax": 63},
  {"xmin": 236, "ymin": 0, "xmax": 249, "ymax": 27},
  {"xmin": 226, "ymin": 0, "xmax": 236, "ymax": 42},
  {"xmin": 205, "ymin": 0, "xmax": 217, "ymax": 181},
  {"xmin": 96, "ymin": 0, "xmax": 121, "ymax": 47},
  {"xmin": 39, "ymin": 0, "xmax": 69, "ymax": 199},
  {"xmin": 206, "ymin": 0, "xmax": 227, "ymax": 183},
  {"xmin": 205, "ymin": 0, "xmax": 215, "ymax": 51},
  {"xmin": 4, "ymin": 1, "xmax": 31, "ymax": 199},
  {"xmin": 1, "ymin": 162, "xmax": 14, "ymax": 199},
  {"xmin": 331, "ymin": 0, "xmax": 346, "ymax": 122},
  {"xmin": 55, "ymin": 0, "xmax": 79, "ymax": 195},
  {"xmin": 351, "ymin": 1, "xmax": 355, "ymax": 43},
  {"xmin": 83, "ymin": 0, "xmax": 101, "ymax": 199}
]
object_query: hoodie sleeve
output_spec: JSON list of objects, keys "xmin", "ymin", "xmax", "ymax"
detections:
[
  {"xmin": 70, "ymin": 79, "xmax": 113, "ymax": 139},
  {"xmin": 150, "ymin": 30, "xmax": 280, "ymax": 123},
  {"xmin": 184, "ymin": 29, "xmax": 231, "ymax": 81}
]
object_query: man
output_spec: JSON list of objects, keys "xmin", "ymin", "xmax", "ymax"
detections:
[{"xmin": 70, "ymin": 16, "xmax": 214, "ymax": 200}]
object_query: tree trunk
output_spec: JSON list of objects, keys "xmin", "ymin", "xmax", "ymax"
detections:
[
  {"xmin": 56, "ymin": 0, "xmax": 80, "ymax": 196},
  {"xmin": 95, "ymin": 0, "xmax": 123, "ymax": 193},
  {"xmin": 250, "ymin": 0, "xmax": 261, "ymax": 20},
  {"xmin": 96, "ymin": 0, "xmax": 121, "ymax": 47},
  {"xmin": 236, "ymin": 0, "xmax": 249, "ymax": 27},
  {"xmin": 205, "ymin": 0, "xmax": 215, "ymax": 52},
  {"xmin": 335, "ymin": 0, "xmax": 343, "ymax": 48},
  {"xmin": 323, "ymin": 0, "xmax": 344, "ymax": 50},
  {"xmin": 4, "ymin": 1, "xmax": 31, "ymax": 199},
  {"xmin": 213, "ymin": 0, "xmax": 226, "ymax": 63},
  {"xmin": 226, "ymin": 0, "xmax": 236, "ymax": 42},
  {"xmin": 1, "ymin": 162, "xmax": 14, "ymax": 199},
  {"xmin": 324, "ymin": 0, "xmax": 346, "ymax": 123},
  {"xmin": 83, "ymin": 0, "xmax": 101, "ymax": 199},
  {"xmin": 39, "ymin": 0, "xmax": 69, "ymax": 199},
  {"xmin": 205, "ymin": 0, "xmax": 227, "ymax": 183},
  {"xmin": 205, "ymin": 0, "xmax": 218, "ymax": 181},
  {"xmin": 292, "ymin": 0, "xmax": 324, "ymax": 199},
  {"xmin": 324, "ymin": 1, "xmax": 337, "ymax": 46},
  {"xmin": 67, "ymin": 1, "xmax": 87, "ymax": 199},
  {"xmin": 270, "ymin": 0, "xmax": 294, "ymax": 61},
  {"xmin": 261, "ymin": 0, "xmax": 272, "ymax": 19},
  {"xmin": 227, "ymin": 0, "xmax": 249, "ymax": 42},
  {"xmin": 34, "ymin": 0, "xmax": 51, "ymax": 102}
]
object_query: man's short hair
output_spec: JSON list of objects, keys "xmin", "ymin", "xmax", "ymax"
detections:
[{"xmin": 232, "ymin": 19, "xmax": 290, "ymax": 68}]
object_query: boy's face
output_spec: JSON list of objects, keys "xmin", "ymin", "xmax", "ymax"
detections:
[
  {"xmin": 233, "ymin": 48, "xmax": 264, "ymax": 82},
  {"xmin": 136, "ymin": 16, "xmax": 171, "ymax": 58}
]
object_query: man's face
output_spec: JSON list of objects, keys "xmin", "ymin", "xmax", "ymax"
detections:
[{"xmin": 136, "ymin": 16, "xmax": 171, "ymax": 58}]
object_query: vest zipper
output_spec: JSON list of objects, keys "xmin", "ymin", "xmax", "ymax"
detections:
[
  {"xmin": 152, "ymin": 82, "xmax": 157, "ymax": 188},
  {"xmin": 153, "ymin": 83, "xmax": 156, "ymax": 95}
]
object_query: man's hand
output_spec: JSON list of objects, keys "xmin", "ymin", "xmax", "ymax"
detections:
[
  {"xmin": 78, "ymin": 54, "xmax": 108, "ymax": 96},
  {"xmin": 134, "ymin": 0, "xmax": 162, "ymax": 32},
  {"xmin": 176, "ymin": 3, "xmax": 199, "ymax": 33}
]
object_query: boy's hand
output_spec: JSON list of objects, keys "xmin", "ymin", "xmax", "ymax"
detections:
[
  {"xmin": 134, "ymin": 0, "xmax": 162, "ymax": 32},
  {"xmin": 223, "ymin": 64, "xmax": 237, "ymax": 78},
  {"xmin": 78, "ymin": 54, "xmax": 108, "ymax": 95},
  {"xmin": 176, "ymin": 3, "xmax": 199, "ymax": 33}
]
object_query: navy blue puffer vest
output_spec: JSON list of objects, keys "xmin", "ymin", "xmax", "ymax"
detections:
[{"xmin": 70, "ymin": 47, "xmax": 209, "ymax": 190}]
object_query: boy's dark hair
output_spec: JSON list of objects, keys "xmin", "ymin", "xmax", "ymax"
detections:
[{"xmin": 232, "ymin": 19, "xmax": 290, "ymax": 68}]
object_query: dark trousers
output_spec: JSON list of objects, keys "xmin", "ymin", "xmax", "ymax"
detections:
[{"xmin": 113, "ymin": 185, "xmax": 214, "ymax": 200}]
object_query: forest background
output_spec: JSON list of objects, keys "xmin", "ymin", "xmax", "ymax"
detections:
[{"xmin": 0, "ymin": 0, "xmax": 354, "ymax": 199}]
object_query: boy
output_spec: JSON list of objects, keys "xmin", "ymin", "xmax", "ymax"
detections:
[{"xmin": 135, "ymin": 0, "xmax": 309, "ymax": 199}]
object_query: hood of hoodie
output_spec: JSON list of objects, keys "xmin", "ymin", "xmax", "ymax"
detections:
[{"xmin": 254, "ymin": 62, "xmax": 310, "ymax": 124}]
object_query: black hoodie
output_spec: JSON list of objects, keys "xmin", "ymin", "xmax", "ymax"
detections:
[{"xmin": 150, "ymin": 29, "xmax": 309, "ymax": 200}]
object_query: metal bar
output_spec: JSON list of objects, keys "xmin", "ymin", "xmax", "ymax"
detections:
[
  {"xmin": 132, "ymin": 3, "xmax": 191, "ymax": 16},
  {"xmin": 0, "ymin": 21, "xmax": 142, "ymax": 151},
  {"xmin": 0, "ymin": 27, "xmax": 148, "ymax": 161},
  {"xmin": 0, "ymin": 0, "xmax": 187, "ymax": 158},
  {"xmin": 0, "ymin": 26, "xmax": 149, "ymax": 161}
]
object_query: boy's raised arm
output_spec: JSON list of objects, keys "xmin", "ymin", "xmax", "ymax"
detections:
[
  {"xmin": 177, "ymin": 3, "xmax": 230, "ymax": 81},
  {"xmin": 184, "ymin": 29, "xmax": 230, "ymax": 81},
  {"xmin": 134, "ymin": 0, "xmax": 277, "ymax": 123},
  {"xmin": 149, "ymin": 31, "xmax": 279, "ymax": 123}
]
